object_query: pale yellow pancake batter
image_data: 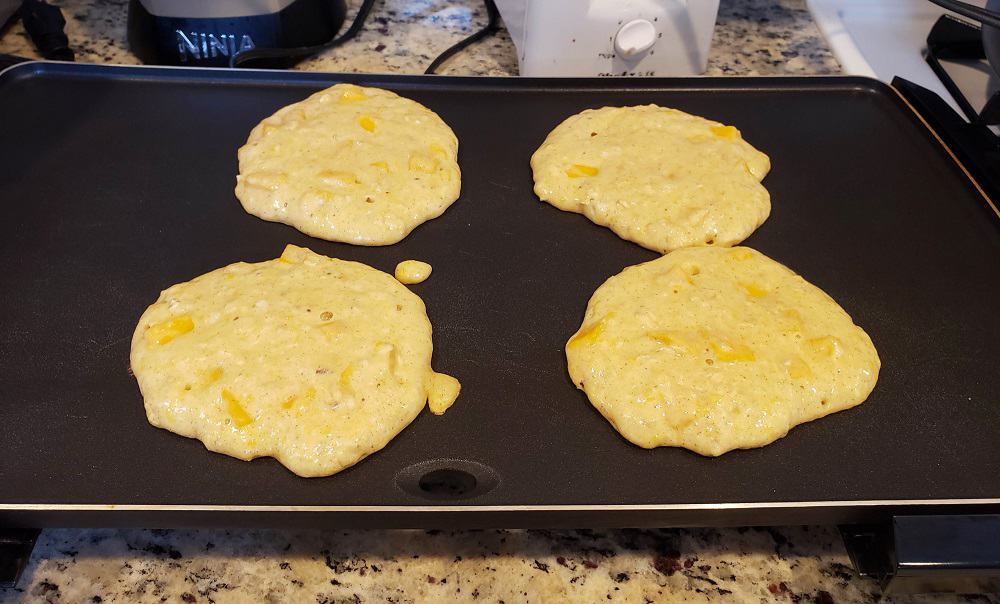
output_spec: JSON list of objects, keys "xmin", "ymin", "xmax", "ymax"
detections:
[
  {"xmin": 130, "ymin": 245, "xmax": 460, "ymax": 477},
  {"xmin": 395, "ymin": 260, "xmax": 432, "ymax": 284},
  {"xmin": 532, "ymin": 105, "xmax": 771, "ymax": 253},
  {"xmin": 236, "ymin": 84, "xmax": 461, "ymax": 245},
  {"xmin": 566, "ymin": 247, "xmax": 879, "ymax": 455}
]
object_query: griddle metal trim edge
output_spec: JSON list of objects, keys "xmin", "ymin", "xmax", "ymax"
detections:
[{"xmin": 2, "ymin": 500, "xmax": 1000, "ymax": 512}]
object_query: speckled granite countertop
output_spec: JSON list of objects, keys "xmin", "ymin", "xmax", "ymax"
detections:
[
  {"xmin": 0, "ymin": 2, "xmax": 981, "ymax": 603},
  {"xmin": 0, "ymin": 527, "xmax": 953, "ymax": 604},
  {"xmin": 0, "ymin": 0, "xmax": 841, "ymax": 75}
]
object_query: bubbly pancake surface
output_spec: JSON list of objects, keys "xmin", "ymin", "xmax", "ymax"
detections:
[
  {"xmin": 566, "ymin": 247, "xmax": 879, "ymax": 456},
  {"xmin": 236, "ymin": 83, "xmax": 461, "ymax": 245},
  {"xmin": 130, "ymin": 245, "xmax": 459, "ymax": 477},
  {"xmin": 531, "ymin": 105, "xmax": 771, "ymax": 253}
]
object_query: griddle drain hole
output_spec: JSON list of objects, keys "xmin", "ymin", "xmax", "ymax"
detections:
[
  {"xmin": 395, "ymin": 459, "xmax": 498, "ymax": 501},
  {"xmin": 419, "ymin": 469, "xmax": 476, "ymax": 497}
]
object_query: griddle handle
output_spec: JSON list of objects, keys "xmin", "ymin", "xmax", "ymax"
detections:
[
  {"xmin": 892, "ymin": 77, "xmax": 1000, "ymax": 204},
  {"xmin": 0, "ymin": 528, "xmax": 39, "ymax": 589},
  {"xmin": 842, "ymin": 515, "xmax": 1000, "ymax": 596}
]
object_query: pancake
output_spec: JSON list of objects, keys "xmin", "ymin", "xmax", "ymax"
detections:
[
  {"xmin": 236, "ymin": 83, "xmax": 461, "ymax": 245},
  {"xmin": 531, "ymin": 105, "xmax": 771, "ymax": 253},
  {"xmin": 566, "ymin": 246, "xmax": 879, "ymax": 455},
  {"xmin": 130, "ymin": 244, "xmax": 460, "ymax": 477}
]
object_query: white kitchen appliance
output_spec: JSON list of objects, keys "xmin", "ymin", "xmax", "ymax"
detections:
[{"xmin": 495, "ymin": 0, "xmax": 721, "ymax": 77}]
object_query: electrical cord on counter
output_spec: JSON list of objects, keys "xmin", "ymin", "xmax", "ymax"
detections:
[
  {"xmin": 424, "ymin": 0, "xmax": 500, "ymax": 74},
  {"xmin": 926, "ymin": 0, "xmax": 1000, "ymax": 29},
  {"xmin": 230, "ymin": 0, "xmax": 377, "ymax": 68},
  {"xmin": 19, "ymin": 0, "xmax": 74, "ymax": 61}
]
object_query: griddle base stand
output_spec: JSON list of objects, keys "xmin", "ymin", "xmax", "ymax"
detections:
[
  {"xmin": 841, "ymin": 515, "xmax": 1000, "ymax": 596},
  {"xmin": 0, "ymin": 528, "xmax": 39, "ymax": 589}
]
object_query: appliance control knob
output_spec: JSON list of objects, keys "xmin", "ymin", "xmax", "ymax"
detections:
[{"xmin": 614, "ymin": 19, "xmax": 657, "ymax": 58}]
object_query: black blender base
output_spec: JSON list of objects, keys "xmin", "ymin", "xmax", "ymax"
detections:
[{"xmin": 126, "ymin": 0, "xmax": 346, "ymax": 67}]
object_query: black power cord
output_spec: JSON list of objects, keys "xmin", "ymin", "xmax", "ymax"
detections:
[
  {"xmin": 230, "ymin": 0, "xmax": 377, "ymax": 68},
  {"xmin": 926, "ymin": 0, "xmax": 1000, "ymax": 29},
  {"xmin": 424, "ymin": 0, "xmax": 500, "ymax": 74},
  {"xmin": 19, "ymin": 0, "xmax": 73, "ymax": 61}
]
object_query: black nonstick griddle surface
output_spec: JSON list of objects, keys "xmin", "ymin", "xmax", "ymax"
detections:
[{"xmin": 1, "ymin": 63, "xmax": 998, "ymax": 528}]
